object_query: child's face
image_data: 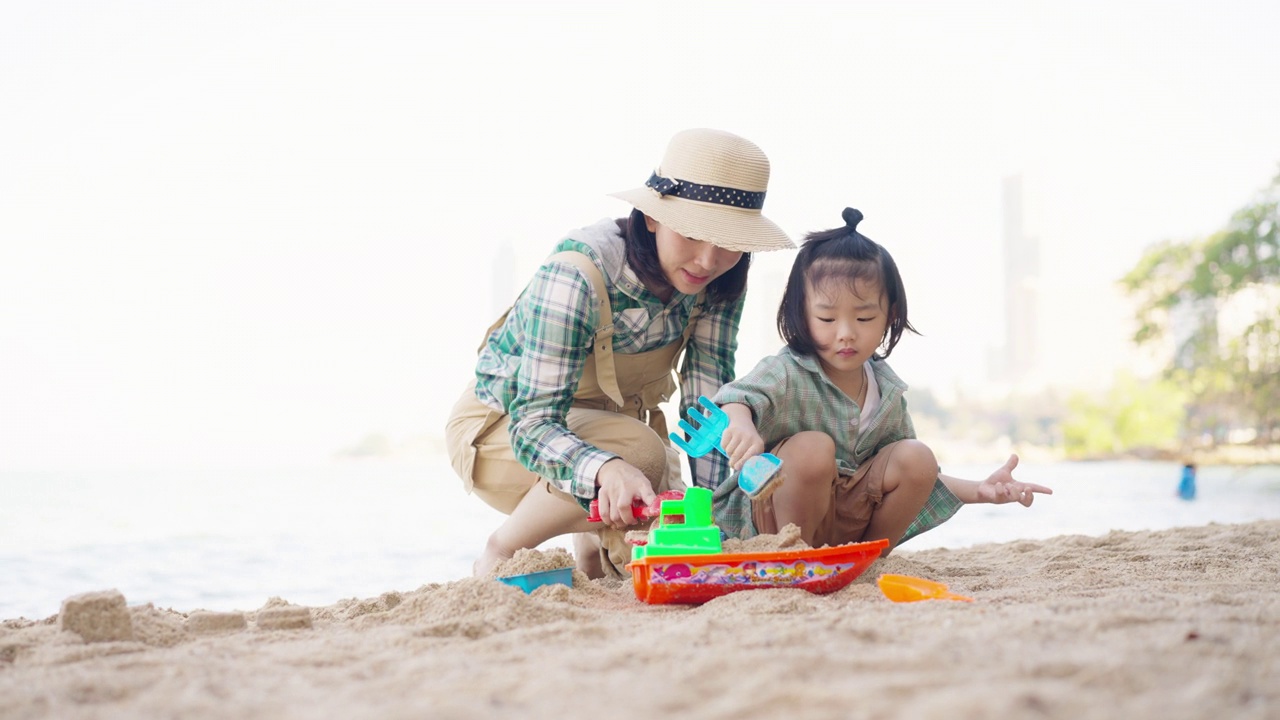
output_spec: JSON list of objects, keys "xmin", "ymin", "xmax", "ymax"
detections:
[
  {"xmin": 804, "ymin": 277, "xmax": 889, "ymax": 376},
  {"xmin": 645, "ymin": 216, "xmax": 743, "ymax": 298}
]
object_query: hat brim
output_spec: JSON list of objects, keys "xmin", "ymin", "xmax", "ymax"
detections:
[{"xmin": 610, "ymin": 187, "xmax": 795, "ymax": 253}]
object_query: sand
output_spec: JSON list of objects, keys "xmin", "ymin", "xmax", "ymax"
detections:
[{"xmin": 2, "ymin": 520, "xmax": 1277, "ymax": 720}]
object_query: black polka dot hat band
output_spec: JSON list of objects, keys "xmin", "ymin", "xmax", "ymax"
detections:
[
  {"xmin": 610, "ymin": 128, "xmax": 794, "ymax": 253},
  {"xmin": 643, "ymin": 172, "xmax": 767, "ymax": 210}
]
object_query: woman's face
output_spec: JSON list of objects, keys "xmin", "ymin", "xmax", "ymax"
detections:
[{"xmin": 644, "ymin": 216, "xmax": 743, "ymax": 299}]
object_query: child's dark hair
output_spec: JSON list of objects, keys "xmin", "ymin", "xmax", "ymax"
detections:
[
  {"xmin": 619, "ymin": 209, "xmax": 751, "ymax": 305},
  {"xmin": 777, "ymin": 207, "xmax": 918, "ymax": 357}
]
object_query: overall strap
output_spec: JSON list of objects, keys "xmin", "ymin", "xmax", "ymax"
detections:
[
  {"xmin": 673, "ymin": 296, "xmax": 705, "ymax": 371},
  {"xmin": 545, "ymin": 251, "xmax": 627, "ymax": 409},
  {"xmin": 643, "ymin": 294, "xmax": 705, "ymax": 441}
]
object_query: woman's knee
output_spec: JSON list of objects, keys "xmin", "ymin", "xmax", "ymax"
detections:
[
  {"xmin": 584, "ymin": 423, "xmax": 668, "ymax": 485},
  {"xmin": 619, "ymin": 432, "xmax": 669, "ymax": 485}
]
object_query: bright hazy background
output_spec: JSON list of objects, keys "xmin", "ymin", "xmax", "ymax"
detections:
[{"xmin": 3, "ymin": 1, "xmax": 1278, "ymax": 471}]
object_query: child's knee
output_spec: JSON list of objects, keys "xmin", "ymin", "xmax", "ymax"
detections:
[
  {"xmin": 791, "ymin": 431, "xmax": 836, "ymax": 456},
  {"xmin": 890, "ymin": 440, "xmax": 938, "ymax": 487},
  {"xmin": 778, "ymin": 432, "xmax": 838, "ymax": 484}
]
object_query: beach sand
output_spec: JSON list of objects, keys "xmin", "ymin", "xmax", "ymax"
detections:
[{"xmin": 2, "ymin": 520, "xmax": 1277, "ymax": 720}]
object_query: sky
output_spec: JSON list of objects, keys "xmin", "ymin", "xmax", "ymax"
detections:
[{"xmin": 2, "ymin": 1, "xmax": 1278, "ymax": 470}]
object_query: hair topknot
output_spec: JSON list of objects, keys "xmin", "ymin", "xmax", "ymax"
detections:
[
  {"xmin": 842, "ymin": 207, "xmax": 863, "ymax": 231},
  {"xmin": 776, "ymin": 204, "xmax": 919, "ymax": 358}
]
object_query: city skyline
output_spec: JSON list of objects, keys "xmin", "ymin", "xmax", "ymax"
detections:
[{"xmin": 999, "ymin": 174, "xmax": 1040, "ymax": 386}]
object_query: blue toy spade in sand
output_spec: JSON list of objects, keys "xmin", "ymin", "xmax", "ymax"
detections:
[{"xmin": 670, "ymin": 396, "xmax": 784, "ymax": 499}]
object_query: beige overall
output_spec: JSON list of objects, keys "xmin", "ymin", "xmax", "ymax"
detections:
[{"xmin": 445, "ymin": 251, "xmax": 701, "ymax": 575}]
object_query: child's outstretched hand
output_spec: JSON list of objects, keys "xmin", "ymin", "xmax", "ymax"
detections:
[
  {"xmin": 975, "ymin": 454, "xmax": 1053, "ymax": 506},
  {"xmin": 718, "ymin": 402, "xmax": 765, "ymax": 472}
]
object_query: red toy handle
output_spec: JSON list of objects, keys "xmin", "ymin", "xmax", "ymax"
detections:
[{"xmin": 587, "ymin": 489, "xmax": 684, "ymax": 523}]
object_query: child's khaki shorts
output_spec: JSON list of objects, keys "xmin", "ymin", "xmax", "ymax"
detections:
[{"xmin": 752, "ymin": 438, "xmax": 905, "ymax": 547}]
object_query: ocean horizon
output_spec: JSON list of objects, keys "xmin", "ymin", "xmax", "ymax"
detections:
[{"xmin": 4, "ymin": 457, "xmax": 1279, "ymax": 621}]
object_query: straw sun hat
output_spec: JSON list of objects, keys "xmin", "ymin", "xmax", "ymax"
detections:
[{"xmin": 610, "ymin": 128, "xmax": 794, "ymax": 253}]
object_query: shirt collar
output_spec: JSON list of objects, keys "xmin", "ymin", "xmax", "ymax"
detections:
[
  {"xmin": 783, "ymin": 346, "xmax": 909, "ymax": 394},
  {"xmin": 613, "ymin": 260, "xmax": 652, "ymax": 302}
]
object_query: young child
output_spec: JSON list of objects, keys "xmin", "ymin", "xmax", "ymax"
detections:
[{"xmin": 710, "ymin": 207, "xmax": 1051, "ymax": 552}]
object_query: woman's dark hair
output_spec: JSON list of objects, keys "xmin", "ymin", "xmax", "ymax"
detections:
[
  {"xmin": 777, "ymin": 207, "xmax": 918, "ymax": 358},
  {"xmin": 619, "ymin": 209, "xmax": 750, "ymax": 306}
]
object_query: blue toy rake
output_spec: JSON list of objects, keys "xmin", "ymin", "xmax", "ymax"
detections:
[{"xmin": 670, "ymin": 396, "xmax": 785, "ymax": 499}]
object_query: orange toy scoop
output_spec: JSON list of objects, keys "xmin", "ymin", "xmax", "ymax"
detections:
[{"xmin": 877, "ymin": 574, "xmax": 974, "ymax": 603}]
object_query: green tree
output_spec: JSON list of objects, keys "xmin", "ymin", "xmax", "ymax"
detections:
[
  {"xmin": 1121, "ymin": 170, "xmax": 1280, "ymax": 444},
  {"xmin": 1063, "ymin": 373, "xmax": 1187, "ymax": 458}
]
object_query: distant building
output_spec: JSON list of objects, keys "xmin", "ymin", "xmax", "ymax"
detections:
[{"xmin": 1001, "ymin": 175, "xmax": 1040, "ymax": 384}]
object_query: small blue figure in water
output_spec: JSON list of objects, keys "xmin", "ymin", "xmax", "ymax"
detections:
[{"xmin": 1178, "ymin": 463, "xmax": 1197, "ymax": 501}]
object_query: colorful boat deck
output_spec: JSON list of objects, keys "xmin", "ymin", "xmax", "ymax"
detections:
[{"xmin": 627, "ymin": 539, "xmax": 888, "ymax": 604}]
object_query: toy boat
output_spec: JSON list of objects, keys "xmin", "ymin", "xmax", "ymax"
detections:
[
  {"xmin": 628, "ymin": 540, "xmax": 888, "ymax": 604},
  {"xmin": 622, "ymin": 486, "xmax": 888, "ymax": 604}
]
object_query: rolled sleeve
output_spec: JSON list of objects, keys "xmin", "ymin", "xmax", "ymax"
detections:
[
  {"xmin": 702, "ymin": 352, "xmax": 796, "ymax": 491},
  {"xmin": 505, "ymin": 260, "xmax": 617, "ymax": 499},
  {"xmin": 711, "ymin": 354, "xmax": 789, "ymax": 443}
]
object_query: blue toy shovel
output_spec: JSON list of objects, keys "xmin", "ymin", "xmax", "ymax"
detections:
[{"xmin": 670, "ymin": 396, "xmax": 785, "ymax": 499}]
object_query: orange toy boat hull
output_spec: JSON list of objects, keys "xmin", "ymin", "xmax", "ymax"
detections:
[{"xmin": 626, "ymin": 539, "xmax": 889, "ymax": 605}]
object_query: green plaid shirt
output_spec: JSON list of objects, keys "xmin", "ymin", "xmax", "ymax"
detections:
[
  {"xmin": 474, "ymin": 219, "xmax": 742, "ymax": 501},
  {"xmin": 710, "ymin": 346, "xmax": 962, "ymax": 542}
]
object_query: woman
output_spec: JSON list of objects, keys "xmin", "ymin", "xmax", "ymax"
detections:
[{"xmin": 446, "ymin": 128, "xmax": 793, "ymax": 578}]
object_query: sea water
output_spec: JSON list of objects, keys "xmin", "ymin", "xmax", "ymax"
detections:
[{"xmin": 2, "ymin": 458, "xmax": 1279, "ymax": 621}]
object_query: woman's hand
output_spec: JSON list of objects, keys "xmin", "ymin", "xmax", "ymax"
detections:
[
  {"xmin": 975, "ymin": 455, "xmax": 1053, "ymax": 506},
  {"xmin": 593, "ymin": 458, "xmax": 658, "ymax": 528},
  {"xmin": 719, "ymin": 402, "xmax": 765, "ymax": 471}
]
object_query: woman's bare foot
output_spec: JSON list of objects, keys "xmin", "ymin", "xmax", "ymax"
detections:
[
  {"xmin": 472, "ymin": 534, "xmax": 514, "ymax": 578},
  {"xmin": 572, "ymin": 532, "xmax": 605, "ymax": 579}
]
